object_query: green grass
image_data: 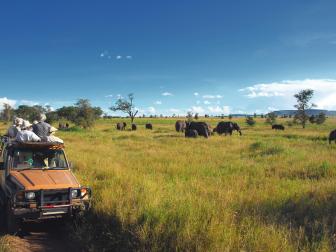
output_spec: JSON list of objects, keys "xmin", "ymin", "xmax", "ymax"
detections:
[{"xmin": 2, "ymin": 117, "xmax": 336, "ymax": 251}]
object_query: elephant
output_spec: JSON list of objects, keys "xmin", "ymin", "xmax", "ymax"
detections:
[
  {"xmin": 175, "ymin": 120, "xmax": 186, "ymax": 132},
  {"xmin": 272, "ymin": 124, "xmax": 285, "ymax": 130},
  {"xmin": 116, "ymin": 122, "xmax": 126, "ymax": 130},
  {"xmin": 185, "ymin": 129, "xmax": 198, "ymax": 138},
  {"xmin": 145, "ymin": 123, "xmax": 153, "ymax": 130},
  {"xmin": 58, "ymin": 123, "xmax": 66, "ymax": 130},
  {"xmin": 132, "ymin": 123, "xmax": 137, "ymax": 131},
  {"xmin": 329, "ymin": 129, "xmax": 336, "ymax": 144},
  {"xmin": 216, "ymin": 121, "xmax": 242, "ymax": 136},
  {"xmin": 185, "ymin": 121, "xmax": 211, "ymax": 138}
]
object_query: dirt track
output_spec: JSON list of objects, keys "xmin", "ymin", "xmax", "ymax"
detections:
[{"xmin": 5, "ymin": 220, "xmax": 75, "ymax": 252}]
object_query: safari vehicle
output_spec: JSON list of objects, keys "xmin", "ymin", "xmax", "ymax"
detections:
[{"xmin": 0, "ymin": 136, "xmax": 91, "ymax": 233}]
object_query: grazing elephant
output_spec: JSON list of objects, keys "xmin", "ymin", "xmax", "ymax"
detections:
[
  {"xmin": 65, "ymin": 123, "xmax": 69, "ymax": 128},
  {"xmin": 185, "ymin": 129, "xmax": 198, "ymax": 138},
  {"xmin": 216, "ymin": 121, "xmax": 242, "ymax": 136},
  {"xmin": 175, "ymin": 120, "xmax": 186, "ymax": 132},
  {"xmin": 145, "ymin": 123, "xmax": 153, "ymax": 130},
  {"xmin": 329, "ymin": 129, "xmax": 336, "ymax": 144},
  {"xmin": 58, "ymin": 123, "xmax": 66, "ymax": 129},
  {"xmin": 185, "ymin": 121, "xmax": 211, "ymax": 138},
  {"xmin": 116, "ymin": 122, "xmax": 126, "ymax": 130},
  {"xmin": 272, "ymin": 124, "xmax": 285, "ymax": 130},
  {"xmin": 132, "ymin": 123, "xmax": 137, "ymax": 131}
]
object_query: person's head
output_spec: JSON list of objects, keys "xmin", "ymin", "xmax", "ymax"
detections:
[
  {"xmin": 14, "ymin": 117, "xmax": 23, "ymax": 127},
  {"xmin": 21, "ymin": 120, "xmax": 33, "ymax": 130},
  {"xmin": 37, "ymin": 113, "xmax": 47, "ymax": 122}
]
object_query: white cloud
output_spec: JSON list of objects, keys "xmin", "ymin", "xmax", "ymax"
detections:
[
  {"xmin": 20, "ymin": 100, "xmax": 39, "ymax": 106},
  {"xmin": 196, "ymin": 100, "xmax": 200, "ymax": 104},
  {"xmin": 204, "ymin": 100, "xmax": 211, "ymax": 105},
  {"xmin": 126, "ymin": 56, "xmax": 132, "ymax": 59},
  {"xmin": 267, "ymin": 107, "xmax": 278, "ymax": 111},
  {"xmin": 148, "ymin": 106, "xmax": 156, "ymax": 114},
  {"xmin": 190, "ymin": 106, "xmax": 205, "ymax": 114},
  {"xmin": 194, "ymin": 92, "xmax": 199, "ymax": 96},
  {"xmin": 169, "ymin": 108, "xmax": 180, "ymax": 113},
  {"xmin": 162, "ymin": 92, "xmax": 173, "ymax": 96},
  {"xmin": 239, "ymin": 79, "xmax": 336, "ymax": 110},
  {"xmin": 0, "ymin": 97, "xmax": 16, "ymax": 108},
  {"xmin": 207, "ymin": 106, "xmax": 230, "ymax": 115},
  {"xmin": 202, "ymin": 94, "xmax": 223, "ymax": 99},
  {"xmin": 116, "ymin": 55, "xmax": 122, "ymax": 60},
  {"xmin": 105, "ymin": 94, "xmax": 113, "ymax": 98},
  {"xmin": 154, "ymin": 100, "xmax": 162, "ymax": 105}
]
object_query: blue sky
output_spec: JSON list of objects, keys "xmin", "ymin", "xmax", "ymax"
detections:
[{"xmin": 1, "ymin": 0, "xmax": 336, "ymax": 116}]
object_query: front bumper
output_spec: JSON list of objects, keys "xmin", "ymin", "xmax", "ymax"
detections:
[{"xmin": 12, "ymin": 187, "xmax": 91, "ymax": 220}]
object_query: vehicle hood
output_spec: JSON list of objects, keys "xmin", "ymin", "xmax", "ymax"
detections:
[{"xmin": 10, "ymin": 170, "xmax": 80, "ymax": 190}]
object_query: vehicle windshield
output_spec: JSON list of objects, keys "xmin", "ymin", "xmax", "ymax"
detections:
[{"xmin": 12, "ymin": 148, "xmax": 68, "ymax": 170}]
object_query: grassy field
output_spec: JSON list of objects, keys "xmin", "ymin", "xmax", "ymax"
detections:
[{"xmin": 1, "ymin": 117, "xmax": 336, "ymax": 251}]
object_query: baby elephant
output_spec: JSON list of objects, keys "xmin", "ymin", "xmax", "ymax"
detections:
[
  {"xmin": 145, "ymin": 123, "xmax": 153, "ymax": 130},
  {"xmin": 185, "ymin": 129, "xmax": 198, "ymax": 138},
  {"xmin": 329, "ymin": 129, "xmax": 336, "ymax": 144},
  {"xmin": 132, "ymin": 123, "xmax": 137, "ymax": 131},
  {"xmin": 272, "ymin": 124, "xmax": 285, "ymax": 130}
]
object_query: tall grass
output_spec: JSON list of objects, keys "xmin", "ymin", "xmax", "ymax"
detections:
[{"xmin": 1, "ymin": 117, "xmax": 336, "ymax": 251}]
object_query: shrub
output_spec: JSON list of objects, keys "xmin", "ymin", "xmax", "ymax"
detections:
[{"xmin": 246, "ymin": 116, "xmax": 256, "ymax": 126}]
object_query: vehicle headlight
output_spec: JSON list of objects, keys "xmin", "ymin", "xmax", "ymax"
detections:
[
  {"xmin": 71, "ymin": 189, "xmax": 79, "ymax": 198},
  {"xmin": 25, "ymin": 192, "xmax": 35, "ymax": 200}
]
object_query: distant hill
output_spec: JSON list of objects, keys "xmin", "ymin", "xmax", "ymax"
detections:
[{"xmin": 272, "ymin": 109, "xmax": 336, "ymax": 116}]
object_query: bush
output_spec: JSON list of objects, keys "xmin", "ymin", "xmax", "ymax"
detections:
[{"xmin": 246, "ymin": 116, "xmax": 256, "ymax": 126}]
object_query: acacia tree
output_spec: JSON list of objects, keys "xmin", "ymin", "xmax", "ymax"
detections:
[
  {"xmin": 294, "ymin": 89, "xmax": 316, "ymax": 128},
  {"xmin": 110, "ymin": 93, "xmax": 138, "ymax": 123}
]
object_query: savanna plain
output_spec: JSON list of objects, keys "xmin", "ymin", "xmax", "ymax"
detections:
[{"xmin": 1, "ymin": 117, "xmax": 336, "ymax": 252}]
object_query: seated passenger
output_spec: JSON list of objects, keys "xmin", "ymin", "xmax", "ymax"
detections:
[
  {"xmin": 16, "ymin": 120, "xmax": 41, "ymax": 142},
  {"xmin": 32, "ymin": 113, "xmax": 52, "ymax": 138},
  {"xmin": 7, "ymin": 117, "xmax": 23, "ymax": 138}
]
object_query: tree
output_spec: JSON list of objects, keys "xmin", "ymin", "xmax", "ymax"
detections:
[
  {"xmin": 253, "ymin": 113, "xmax": 257, "ymax": 118},
  {"xmin": 309, "ymin": 115, "xmax": 316, "ymax": 124},
  {"xmin": 246, "ymin": 116, "xmax": 256, "ymax": 126},
  {"xmin": 228, "ymin": 114, "xmax": 232, "ymax": 120},
  {"xmin": 316, "ymin": 112, "xmax": 326, "ymax": 125},
  {"xmin": 74, "ymin": 99, "xmax": 102, "ymax": 128},
  {"xmin": 15, "ymin": 105, "xmax": 46, "ymax": 121},
  {"xmin": 294, "ymin": 89, "xmax": 315, "ymax": 128},
  {"xmin": 1, "ymin": 103, "xmax": 14, "ymax": 122},
  {"xmin": 110, "ymin": 93, "xmax": 138, "ymax": 123},
  {"xmin": 186, "ymin": 111, "xmax": 193, "ymax": 122},
  {"xmin": 265, "ymin": 112, "xmax": 277, "ymax": 125},
  {"xmin": 194, "ymin": 113, "xmax": 199, "ymax": 120}
]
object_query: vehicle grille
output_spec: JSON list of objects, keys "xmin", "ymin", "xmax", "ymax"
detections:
[{"xmin": 37, "ymin": 189, "xmax": 70, "ymax": 207}]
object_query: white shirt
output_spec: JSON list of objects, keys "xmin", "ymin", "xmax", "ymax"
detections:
[{"xmin": 16, "ymin": 130, "xmax": 41, "ymax": 142}]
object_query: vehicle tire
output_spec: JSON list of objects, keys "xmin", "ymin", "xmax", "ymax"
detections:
[{"xmin": 5, "ymin": 200, "xmax": 19, "ymax": 234}]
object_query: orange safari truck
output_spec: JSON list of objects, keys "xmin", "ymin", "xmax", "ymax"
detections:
[{"xmin": 0, "ymin": 136, "xmax": 91, "ymax": 233}]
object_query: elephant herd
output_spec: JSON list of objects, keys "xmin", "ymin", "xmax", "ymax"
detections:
[
  {"xmin": 175, "ymin": 120, "xmax": 242, "ymax": 138},
  {"xmin": 115, "ymin": 120, "xmax": 336, "ymax": 144},
  {"xmin": 116, "ymin": 122, "xmax": 152, "ymax": 131}
]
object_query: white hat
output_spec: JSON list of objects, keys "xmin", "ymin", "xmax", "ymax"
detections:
[
  {"xmin": 14, "ymin": 117, "xmax": 23, "ymax": 126},
  {"xmin": 22, "ymin": 120, "xmax": 32, "ymax": 129},
  {"xmin": 37, "ymin": 113, "xmax": 47, "ymax": 122}
]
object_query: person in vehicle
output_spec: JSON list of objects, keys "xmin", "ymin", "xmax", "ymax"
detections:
[
  {"xmin": 16, "ymin": 120, "xmax": 41, "ymax": 142},
  {"xmin": 32, "ymin": 113, "xmax": 52, "ymax": 138},
  {"xmin": 7, "ymin": 117, "xmax": 23, "ymax": 138}
]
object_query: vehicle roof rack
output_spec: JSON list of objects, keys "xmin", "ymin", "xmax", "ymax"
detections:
[{"xmin": 1, "ymin": 135, "xmax": 64, "ymax": 149}]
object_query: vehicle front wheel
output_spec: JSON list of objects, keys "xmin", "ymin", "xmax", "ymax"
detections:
[{"xmin": 5, "ymin": 201, "xmax": 19, "ymax": 234}]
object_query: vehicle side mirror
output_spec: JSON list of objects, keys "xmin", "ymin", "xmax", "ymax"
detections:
[{"xmin": 0, "ymin": 162, "xmax": 4, "ymax": 170}]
